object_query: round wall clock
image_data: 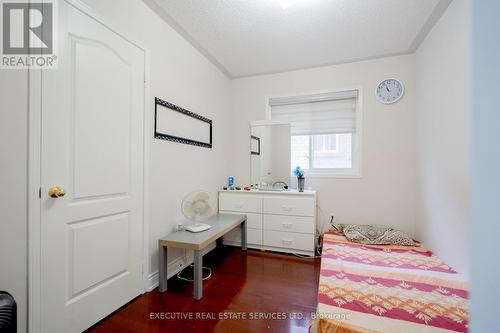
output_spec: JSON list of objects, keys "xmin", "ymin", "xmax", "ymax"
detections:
[{"xmin": 376, "ymin": 78, "xmax": 404, "ymax": 104}]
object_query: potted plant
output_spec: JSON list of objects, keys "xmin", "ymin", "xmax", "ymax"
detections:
[{"xmin": 293, "ymin": 166, "xmax": 305, "ymax": 192}]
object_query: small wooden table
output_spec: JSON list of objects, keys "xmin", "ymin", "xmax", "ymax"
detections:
[{"xmin": 158, "ymin": 213, "xmax": 247, "ymax": 300}]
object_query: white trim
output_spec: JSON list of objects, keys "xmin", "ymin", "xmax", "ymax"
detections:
[
  {"xmin": 261, "ymin": 246, "xmax": 314, "ymax": 257},
  {"xmin": 146, "ymin": 256, "xmax": 187, "ymax": 292},
  {"xmin": 146, "ymin": 243, "xmax": 218, "ymax": 291},
  {"xmin": 142, "ymin": 50, "xmax": 152, "ymax": 293},
  {"xmin": 141, "ymin": 0, "xmax": 232, "ymax": 78},
  {"xmin": 408, "ymin": 0, "xmax": 453, "ymax": 52},
  {"xmin": 268, "ymin": 86, "xmax": 363, "ymax": 179},
  {"xmin": 355, "ymin": 87, "xmax": 363, "ymax": 177},
  {"xmin": 28, "ymin": 1, "xmax": 152, "ymax": 332},
  {"xmin": 303, "ymin": 172, "xmax": 362, "ymax": 179},
  {"xmin": 145, "ymin": 0, "xmax": 450, "ymax": 79},
  {"xmin": 27, "ymin": 52, "xmax": 42, "ymax": 333}
]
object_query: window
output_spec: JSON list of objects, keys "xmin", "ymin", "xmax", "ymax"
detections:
[
  {"xmin": 313, "ymin": 134, "xmax": 338, "ymax": 152},
  {"xmin": 269, "ymin": 89, "xmax": 361, "ymax": 177}
]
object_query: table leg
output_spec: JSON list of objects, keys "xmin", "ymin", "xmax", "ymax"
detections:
[
  {"xmin": 193, "ymin": 250, "xmax": 203, "ymax": 300},
  {"xmin": 158, "ymin": 244, "xmax": 168, "ymax": 292},
  {"xmin": 241, "ymin": 219, "xmax": 247, "ymax": 251},
  {"xmin": 216, "ymin": 237, "xmax": 224, "ymax": 249}
]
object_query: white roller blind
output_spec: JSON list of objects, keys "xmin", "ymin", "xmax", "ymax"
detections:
[{"xmin": 269, "ymin": 90, "xmax": 358, "ymax": 135}]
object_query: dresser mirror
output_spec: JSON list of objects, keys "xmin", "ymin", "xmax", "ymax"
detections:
[{"xmin": 250, "ymin": 122, "xmax": 291, "ymax": 189}]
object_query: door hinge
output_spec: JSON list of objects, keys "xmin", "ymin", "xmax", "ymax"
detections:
[
  {"xmin": 38, "ymin": 187, "xmax": 41, "ymax": 198},
  {"xmin": 143, "ymin": 72, "xmax": 146, "ymax": 83}
]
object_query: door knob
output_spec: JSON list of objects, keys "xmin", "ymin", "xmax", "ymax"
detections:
[{"xmin": 48, "ymin": 186, "xmax": 65, "ymax": 198}]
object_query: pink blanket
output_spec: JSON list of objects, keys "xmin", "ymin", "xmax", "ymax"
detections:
[{"xmin": 314, "ymin": 232, "xmax": 469, "ymax": 333}]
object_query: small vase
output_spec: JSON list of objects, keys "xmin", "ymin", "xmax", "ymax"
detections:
[{"xmin": 297, "ymin": 177, "xmax": 305, "ymax": 192}]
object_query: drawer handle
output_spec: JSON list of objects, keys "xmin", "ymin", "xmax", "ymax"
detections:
[
  {"xmin": 234, "ymin": 202, "xmax": 244, "ymax": 208},
  {"xmin": 281, "ymin": 206, "xmax": 292, "ymax": 212},
  {"xmin": 282, "ymin": 238, "xmax": 293, "ymax": 246},
  {"xmin": 282, "ymin": 222, "xmax": 293, "ymax": 228}
]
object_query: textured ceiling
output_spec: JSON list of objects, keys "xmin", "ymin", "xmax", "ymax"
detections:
[{"xmin": 144, "ymin": 0, "xmax": 451, "ymax": 78}]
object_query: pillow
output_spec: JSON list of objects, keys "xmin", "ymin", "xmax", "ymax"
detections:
[
  {"xmin": 331, "ymin": 222, "xmax": 346, "ymax": 232},
  {"xmin": 341, "ymin": 224, "xmax": 417, "ymax": 246}
]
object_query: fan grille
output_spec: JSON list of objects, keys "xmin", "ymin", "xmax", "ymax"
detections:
[{"xmin": 0, "ymin": 292, "xmax": 16, "ymax": 332}]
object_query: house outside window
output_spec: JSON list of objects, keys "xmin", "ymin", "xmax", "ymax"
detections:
[{"xmin": 269, "ymin": 89, "xmax": 362, "ymax": 178}]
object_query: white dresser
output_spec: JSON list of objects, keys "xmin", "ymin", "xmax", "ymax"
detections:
[{"xmin": 219, "ymin": 190, "xmax": 317, "ymax": 256}]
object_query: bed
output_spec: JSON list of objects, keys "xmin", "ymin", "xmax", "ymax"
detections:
[{"xmin": 313, "ymin": 231, "xmax": 469, "ymax": 333}]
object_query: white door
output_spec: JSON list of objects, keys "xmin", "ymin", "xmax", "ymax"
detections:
[{"xmin": 40, "ymin": 2, "xmax": 145, "ymax": 332}]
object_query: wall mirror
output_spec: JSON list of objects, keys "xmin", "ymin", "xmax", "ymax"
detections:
[{"xmin": 250, "ymin": 121, "xmax": 290, "ymax": 189}]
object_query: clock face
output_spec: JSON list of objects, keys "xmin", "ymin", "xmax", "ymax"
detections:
[{"xmin": 376, "ymin": 79, "xmax": 404, "ymax": 104}]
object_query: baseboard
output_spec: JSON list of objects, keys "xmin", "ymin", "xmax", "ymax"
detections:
[
  {"xmin": 223, "ymin": 241, "xmax": 314, "ymax": 256},
  {"xmin": 147, "ymin": 273, "xmax": 158, "ymax": 292},
  {"xmin": 146, "ymin": 256, "xmax": 190, "ymax": 292},
  {"xmin": 146, "ymin": 242, "xmax": 217, "ymax": 292},
  {"xmin": 261, "ymin": 245, "xmax": 315, "ymax": 257},
  {"xmin": 223, "ymin": 240, "xmax": 262, "ymax": 250}
]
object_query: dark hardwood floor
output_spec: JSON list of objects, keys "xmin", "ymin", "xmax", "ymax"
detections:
[{"xmin": 87, "ymin": 246, "xmax": 321, "ymax": 333}]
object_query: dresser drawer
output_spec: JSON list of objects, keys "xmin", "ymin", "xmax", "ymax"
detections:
[
  {"xmin": 263, "ymin": 230, "xmax": 314, "ymax": 252},
  {"xmin": 223, "ymin": 227, "xmax": 262, "ymax": 245},
  {"xmin": 220, "ymin": 211, "xmax": 262, "ymax": 229},
  {"xmin": 219, "ymin": 193, "xmax": 262, "ymax": 213},
  {"xmin": 263, "ymin": 197, "xmax": 315, "ymax": 217},
  {"xmin": 264, "ymin": 215, "xmax": 315, "ymax": 234}
]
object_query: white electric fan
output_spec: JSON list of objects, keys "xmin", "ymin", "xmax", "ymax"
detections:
[{"xmin": 181, "ymin": 191, "xmax": 217, "ymax": 232}]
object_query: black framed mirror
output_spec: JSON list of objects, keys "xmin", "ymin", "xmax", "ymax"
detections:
[
  {"xmin": 154, "ymin": 97, "xmax": 212, "ymax": 148},
  {"xmin": 250, "ymin": 135, "xmax": 260, "ymax": 155}
]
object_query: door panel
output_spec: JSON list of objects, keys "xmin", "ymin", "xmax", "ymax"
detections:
[
  {"xmin": 69, "ymin": 213, "xmax": 130, "ymax": 297},
  {"xmin": 71, "ymin": 36, "xmax": 133, "ymax": 200},
  {"xmin": 40, "ymin": 2, "xmax": 145, "ymax": 332}
]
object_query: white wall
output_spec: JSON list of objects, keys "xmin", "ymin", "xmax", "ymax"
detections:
[
  {"xmin": 229, "ymin": 55, "xmax": 417, "ymax": 234},
  {"xmin": 471, "ymin": 0, "xmax": 500, "ymax": 331},
  {"xmin": 0, "ymin": 70, "xmax": 28, "ymax": 333},
  {"xmin": 79, "ymin": 0, "xmax": 232, "ymax": 288},
  {"xmin": 415, "ymin": 0, "xmax": 471, "ymax": 276}
]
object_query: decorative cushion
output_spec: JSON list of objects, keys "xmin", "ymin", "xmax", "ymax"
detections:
[
  {"xmin": 340, "ymin": 224, "xmax": 417, "ymax": 246},
  {"xmin": 331, "ymin": 223, "xmax": 346, "ymax": 232}
]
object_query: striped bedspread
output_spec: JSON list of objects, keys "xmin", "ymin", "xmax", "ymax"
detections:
[{"xmin": 313, "ymin": 231, "xmax": 469, "ymax": 333}]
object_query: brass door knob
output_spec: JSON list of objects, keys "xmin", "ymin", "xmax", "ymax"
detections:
[{"xmin": 48, "ymin": 186, "xmax": 66, "ymax": 198}]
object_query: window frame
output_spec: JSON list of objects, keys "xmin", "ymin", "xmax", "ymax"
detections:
[{"xmin": 266, "ymin": 87, "xmax": 363, "ymax": 179}]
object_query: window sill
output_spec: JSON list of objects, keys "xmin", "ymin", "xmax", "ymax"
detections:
[
  {"xmin": 291, "ymin": 171, "xmax": 362, "ymax": 179},
  {"xmin": 305, "ymin": 173, "xmax": 362, "ymax": 179}
]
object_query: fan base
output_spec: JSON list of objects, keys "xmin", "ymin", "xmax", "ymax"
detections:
[{"xmin": 185, "ymin": 223, "xmax": 211, "ymax": 233}]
